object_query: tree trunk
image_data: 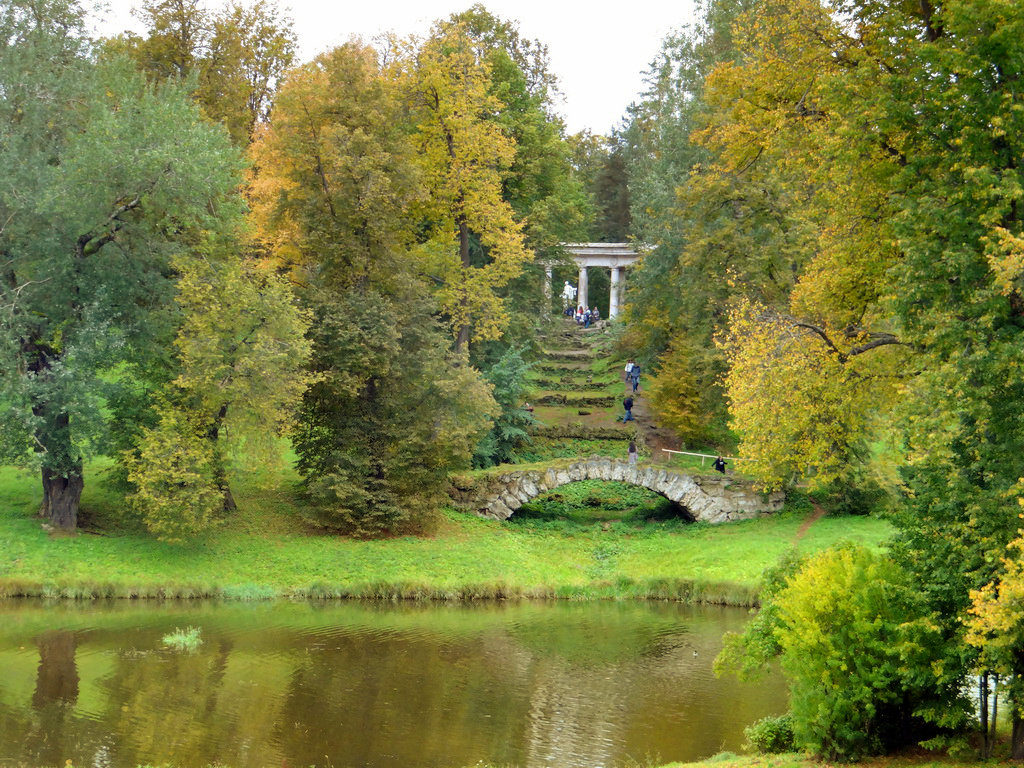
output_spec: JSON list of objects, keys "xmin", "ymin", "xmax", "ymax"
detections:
[
  {"xmin": 207, "ymin": 403, "xmax": 236, "ymax": 511},
  {"xmin": 454, "ymin": 210, "xmax": 471, "ymax": 354},
  {"xmin": 980, "ymin": 674, "xmax": 990, "ymax": 759},
  {"xmin": 28, "ymin": 340, "xmax": 82, "ymax": 531},
  {"xmin": 222, "ymin": 484, "xmax": 237, "ymax": 512},
  {"xmin": 1012, "ymin": 708, "xmax": 1024, "ymax": 759},
  {"xmin": 992, "ymin": 675, "xmax": 1000, "ymax": 753},
  {"xmin": 40, "ymin": 467, "xmax": 83, "ymax": 531}
]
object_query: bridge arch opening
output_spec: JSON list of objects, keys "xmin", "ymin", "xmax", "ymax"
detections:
[
  {"xmin": 467, "ymin": 457, "xmax": 784, "ymax": 524},
  {"xmin": 506, "ymin": 479, "xmax": 695, "ymax": 525}
]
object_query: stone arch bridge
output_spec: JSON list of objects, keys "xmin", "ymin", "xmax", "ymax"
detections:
[{"xmin": 450, "ymin": 458, "xmax": 785, "ymax": 524}]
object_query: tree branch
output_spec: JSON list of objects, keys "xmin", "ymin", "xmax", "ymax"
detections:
[{"xmin": 790, "ymin": 318, "xmax": 906, "ymax": 363}]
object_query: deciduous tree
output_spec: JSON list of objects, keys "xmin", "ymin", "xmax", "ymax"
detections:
[
  {"xmin": 109, "ymin": 0, "xmax": 295, "ymax": 145},
  {"xmin": 396, "ymin": 23, "xmax": 531, "ymax": 352},
  {"xmin": 0, "ymin": 1, "xmax": 245, "ymax": 529},
  {"xmin": 123, "ymin": 245, "xmax": 311, "ymax": 540},
  {"xmin": 251, "ymin": 42, "xmax": 498, "ymax": 534}
]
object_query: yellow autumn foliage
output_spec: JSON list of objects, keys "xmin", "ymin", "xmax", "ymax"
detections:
[{"xmin": 719, "ymin": 297, "xmax": 900, "ymax": 490}]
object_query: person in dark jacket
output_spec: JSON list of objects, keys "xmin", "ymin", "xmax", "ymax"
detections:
[
  {"xmin": 713, "ymin": 455, "xmax": 726, "ymax": 473},
  {"xmin": 622, "ymin": 396, "xmax": 634, "ymax": 421}
]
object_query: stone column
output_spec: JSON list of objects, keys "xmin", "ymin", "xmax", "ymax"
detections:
[
  {"xmin": 577, "ymin": 265, "xmax": 589, "ymax": 310},
  {"xmin": 543, "ymin": 265, "xmax": 553, "ymax": 315},
  {"xmin": 609, "ymin": 266, "xmax": 622, "ymax": 318}
]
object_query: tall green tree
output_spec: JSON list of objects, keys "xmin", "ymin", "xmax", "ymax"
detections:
[
  {"xmin": 251, "ymin": 43, "xmax": 497, "ymax": 534},
  {"xmin": 0, "ymin": 0, "xmax": 245, "ymax": 530},
  {"xmin": 295, "ymin": 289, "xmax": 495, "ymax": 535},
  {"xmin": 618, "ymin": 0, "xmax": 786, "ymax": 444},
  {"xmin": 434, "ymin": 6, "xmax": 591, "ymax": 458},
  {"xmin": 107, "ymin": 0, "xmax": 295, "ymax": 145},
  {"xmin": 396, "ymin": 22, "xmax": 531, "ymax": 353}
]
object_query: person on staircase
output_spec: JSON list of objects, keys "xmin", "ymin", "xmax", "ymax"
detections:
[{"xmin": 629, "ymin": 363, "xmax": 641, "ymax": 393}]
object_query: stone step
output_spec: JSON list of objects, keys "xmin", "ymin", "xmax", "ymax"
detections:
[{"xmin": 534, "ymin": 393, "xmax": 616, "ymax": 408}]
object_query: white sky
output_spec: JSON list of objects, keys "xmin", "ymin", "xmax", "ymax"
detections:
[{"xmin": 90, "ymin": 0, "xmax": 698, "ymax": 136}]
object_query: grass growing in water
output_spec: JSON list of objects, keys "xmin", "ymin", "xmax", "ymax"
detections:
[{"xmin": 162, "ymin": 626, "xmax": 202, "ymax": 651}]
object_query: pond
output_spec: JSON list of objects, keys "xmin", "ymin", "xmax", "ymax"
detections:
[{"xmin": 0, "ymin": 599, "xmax": 785, "ymax": 768}]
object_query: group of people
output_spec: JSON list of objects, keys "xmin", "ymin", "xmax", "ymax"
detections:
[
  {"xmin": 563, "ymin": 304, "xmax": 600, "ymax": 327},
  {"xmin": 623, "ymin": 359, "xmax": 641, "ymax": 393},
  {"xmin": 560, "ymin": 281, "xmax": 602, "ymax": 327}
]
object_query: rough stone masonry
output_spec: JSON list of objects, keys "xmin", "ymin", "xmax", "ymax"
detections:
[{"xmin": 463, "ymin": 458, "xmax": 785, "ymax": 524}]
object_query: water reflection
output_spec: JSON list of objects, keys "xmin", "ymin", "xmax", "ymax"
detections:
[{"xmin": 0, "ymin": 600, "xmax": 785, "ymax": 768}]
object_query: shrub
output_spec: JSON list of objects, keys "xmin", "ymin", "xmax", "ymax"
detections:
[
  {"xmin": 124, "ymin": 405, "xmax": 225, "ymax": 543},
  {"xmin": 774, "ymin": 545, "xmax": 940, "ymax": 760},
  {"xmin": 646, "ymin": 342, "xmax": 702, "ymax": 441},
  {"xmin": 717, "ymin": 546, "xmax": 949, "ymax": 761},
  {"xmin": 818, "ymin": 475, "xmax": 888, "ymax": 516},
  {"xmin": 744, "ymin": 713, "xmax": 795, "ymax": 754}
]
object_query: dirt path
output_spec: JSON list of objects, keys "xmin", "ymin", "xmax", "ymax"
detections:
[
  {"xmin": 794, "ymin": 503, "xmax": 827, "ymax": 543},
  {"xmin": 628, "ymin": 391, "xmax": 680, "ymax": 463}
]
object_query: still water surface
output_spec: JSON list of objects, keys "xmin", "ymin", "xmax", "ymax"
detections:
[{"xmin": 0, "ymin": 600, "xmax": 785, "ymax": 768}]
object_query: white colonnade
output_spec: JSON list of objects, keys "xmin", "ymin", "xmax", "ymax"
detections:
[{"xmin": 556, "ymin": 242, "xmax": 641, "ymax": 319}]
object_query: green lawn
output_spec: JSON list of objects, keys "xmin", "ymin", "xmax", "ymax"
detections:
[{"xmin": 0, "ymin": 465, "xmax": 893, "ymax": 602}]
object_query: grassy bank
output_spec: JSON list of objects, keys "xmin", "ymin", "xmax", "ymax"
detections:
[
  {"xmin": 0, "ymin": 465, "xmax": 892, "ymax": 602},
  {"xmin": 656, "ymin": 754, "xmax": 988, "ymax": 768}
]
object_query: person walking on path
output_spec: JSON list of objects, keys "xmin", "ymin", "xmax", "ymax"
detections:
[
  {"xmin": 629, "ymin": 363, "xmax": 641, "ymax": 393},
  {"xmin": 628, "ymin": 440, "xmax": 638, "ymax": 466},
  {"xmin": 624, "ymin": 359, "xmax": 635, "ymax": 384},
  {"xmin": 713, "ymin": 455, "xmax": 726, "ymax": 473},
  {"xmin": 622, "ymin": 395, "xmax": 634, "ymax": 421}
]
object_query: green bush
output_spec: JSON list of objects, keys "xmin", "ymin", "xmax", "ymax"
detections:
[
  {"xmin": 774, "ymin": 545, "xmax": 941, "ymax": 760},
  {"xmin": 817, "ymin": 475, "xmax": 888, "ymax": 516},
  {"xmin": 744, "ymin": 713, "xmax": 795, "ymax": 754}
]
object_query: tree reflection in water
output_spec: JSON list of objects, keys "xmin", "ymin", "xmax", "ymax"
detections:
[{"xmin": 0, "ymin": 600, "xmax": 785, "ymax": 768}]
